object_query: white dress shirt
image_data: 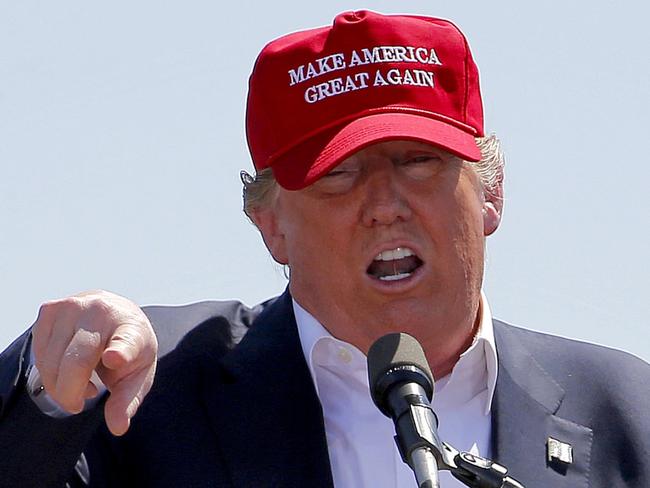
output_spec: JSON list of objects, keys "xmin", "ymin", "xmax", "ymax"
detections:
[{"xmin": 293, "ymin": 293, "xmax": 498, "ymax": 488}]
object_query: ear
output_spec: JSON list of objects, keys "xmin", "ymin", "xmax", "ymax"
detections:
[
  {"xmin": 482, "ymin": 181, "xmax": 504, "ymax": 236},
  {"xmin": 249, "ymin": 207, "xmax": 289, "ymax": 265}
]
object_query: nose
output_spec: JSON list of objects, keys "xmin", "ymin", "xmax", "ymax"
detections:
[{"xmin": 360, "ymin": 163, "xmax": 412, "ymax": 227}]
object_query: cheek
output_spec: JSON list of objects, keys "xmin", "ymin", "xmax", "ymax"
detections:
[
  {"xmin": 281, "ymin": 203, "xmax": 354, "ymax": 270},
  {"xmin": 452, "ymin": 172, "xmax": 486, "ymax": 237},
  {"xmin": 420, "ymin": 181, "xmax": 485, "ymax": 268},
  {"xmin": 452, "ymin": 192, "xmax": 486, "ymax": 276}
]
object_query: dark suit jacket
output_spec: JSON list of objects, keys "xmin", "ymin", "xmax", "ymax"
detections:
[{"xmin": 1, "ymin": 290, "xmax": 649, "ymax": 487}]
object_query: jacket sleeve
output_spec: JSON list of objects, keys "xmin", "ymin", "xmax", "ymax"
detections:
[
  {"xmin": 0, "ymin": 299, "xmax": 262, "ymax": 487},
  {"xmin": 0, "ymin": 330, "xmax": 110, "ymax": 487}
]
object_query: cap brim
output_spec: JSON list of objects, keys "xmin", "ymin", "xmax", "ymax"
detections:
[{"xmin": 271, "ymin": 112, "xmax": 481, "ymax": 190}]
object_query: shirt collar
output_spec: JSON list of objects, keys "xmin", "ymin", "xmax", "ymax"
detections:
[
  {"xmin": 434, "ymin": 292, "xmax": 498, "ymax": 415},
  {"xmin": 293, "ymin": 293, "xmax": 498, "ymax": 414}
]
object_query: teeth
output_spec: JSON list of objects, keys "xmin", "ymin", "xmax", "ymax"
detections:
[
  {"xmin": 379, "ymin": 272, "xmax": 412, "ymax": 281},
  {"xmin": 374, "ymin": 247, "xmax": 415, "ymax": 261}
]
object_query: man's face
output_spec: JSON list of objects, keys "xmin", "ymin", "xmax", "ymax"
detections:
[{"xmin": 255, "ymin": 140, "xmax": 501, "ymax": 376}]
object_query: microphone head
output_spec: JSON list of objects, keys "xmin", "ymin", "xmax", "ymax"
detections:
[{"xmin": 367, "ymin": 333, "xmax": 434, "ymax": 416}]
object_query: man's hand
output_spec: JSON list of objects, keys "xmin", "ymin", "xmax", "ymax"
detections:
[{"xmin": 31, "ymin": 290, "xmax": 158, "ymax": 436}]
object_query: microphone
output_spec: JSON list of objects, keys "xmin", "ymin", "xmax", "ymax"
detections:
[
  {"xmin": 368, "ymin": 333, "xmax": 527, "ymax": 488},
  {"xmin": 367, "ymin": 333, "xmax": 443, "ymax": 488}
]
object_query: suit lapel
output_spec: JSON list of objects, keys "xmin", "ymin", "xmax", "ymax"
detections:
[
  {"xmin": 201, "ymin": 291, "xmax": 334, "ymax": 488},
  {"xmin": 492, "ymin": 322, "xmax": 592, "ymax": 488}
]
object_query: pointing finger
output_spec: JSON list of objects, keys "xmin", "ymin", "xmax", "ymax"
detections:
[{"xmin": 103, "ymin": 363, "xmax": 156, "ymax": 436}]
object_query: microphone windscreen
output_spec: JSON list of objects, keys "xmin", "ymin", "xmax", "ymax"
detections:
[{"xmin": 367, "ymin": 332, "xmax": 434, "ymax": 394}]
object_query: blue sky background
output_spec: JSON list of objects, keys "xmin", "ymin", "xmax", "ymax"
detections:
[{"xmin": 1, "ymin": 1, "xmax": 648, "ymax": 361}]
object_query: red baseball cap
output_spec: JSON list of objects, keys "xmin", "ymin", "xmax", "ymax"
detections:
[{"xmin": 246, "ymin": 10, "xmax": 484, "ymax": 190}]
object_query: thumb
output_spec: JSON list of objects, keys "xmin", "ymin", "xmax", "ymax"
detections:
[{"xmin": 101, "ymin": 325, "xmax": 144, "ymax": 371}]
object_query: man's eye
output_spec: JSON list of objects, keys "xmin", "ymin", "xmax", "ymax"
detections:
[
  {"xmin": 323, "ymin": 170, "xmax": 353, "ymax": 178},
  {"xmin": 398, "ymin": 154, "xmax": 443, "ymax": 179},
  {"xmin": 323, "ymin": 165, "xmax": 360, "ymax": 178},
  {"xmin": 402, "ymin": 155, "xmax": 441, "ymax": 165},
  {"xmin": 312, "ymin": 168, "xmax": 359, "ymax": 194}
]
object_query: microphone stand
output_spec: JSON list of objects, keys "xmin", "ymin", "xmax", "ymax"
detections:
[
  {"xmin": 365, "ymin": 333, "xmax": 526, "ymax": 488},
  {"xmin": 394, "ymin": 400, "xmax": 526, "ymax": 488}
]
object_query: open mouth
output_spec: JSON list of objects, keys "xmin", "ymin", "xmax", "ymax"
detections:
[{"xmin": 366, "ymin": 247, "xmax": 424, "ymax": 282}]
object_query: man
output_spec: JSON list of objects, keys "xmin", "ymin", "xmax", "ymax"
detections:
[{"xmin": 1, "ymin": 10, "xmax": 648, "ymax": 488}]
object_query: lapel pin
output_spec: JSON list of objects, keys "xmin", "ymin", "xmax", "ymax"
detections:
[{"xmin": 547, "ymin": 437, "xmax": 573, "ymax": 464}]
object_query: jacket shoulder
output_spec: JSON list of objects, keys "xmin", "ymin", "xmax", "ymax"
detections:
[
  {"xmin": 493, "ymin": 319, "xmax": 650, "ymax": 400},
  {"xmin": 142, "ymin": 297, "xmax": 276, "ymax": 358}
]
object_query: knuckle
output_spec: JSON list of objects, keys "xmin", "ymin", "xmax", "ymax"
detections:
[
  {"xmin": 85, "ymin": 297, "xmax": 114, "ymax": 317},
  {"xmin": 37, "ymin": 301, "xmax": 56, "ymax": 319},
  {"xmin": 34, "ymin": 301, "xmax": 60, "ymax": 332},
  {"xmin": 37, "ymin": 295, "xmax": 88, "ymax": 323},
  {"xmin": 59, "ymin": 296, "xmax": 85, "ymax": 310}
]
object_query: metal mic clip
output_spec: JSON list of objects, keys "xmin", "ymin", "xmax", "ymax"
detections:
[{"xmin": 446, "ymin": 449, "xmax": 526, "ymax": 488}]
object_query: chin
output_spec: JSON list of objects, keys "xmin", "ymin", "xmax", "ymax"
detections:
[{"xmin": 373, "ymin": 301, "xmax": 432, "ymax": 328}]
